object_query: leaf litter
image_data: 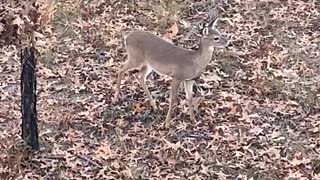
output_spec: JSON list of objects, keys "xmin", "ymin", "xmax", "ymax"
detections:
[{"xmin": 0, "ymin": 0, "xmax": 319, "ymax": 179}]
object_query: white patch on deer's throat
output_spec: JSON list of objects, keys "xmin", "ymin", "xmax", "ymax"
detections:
[{"xmin": 209, "ymin": 46, "xmax": 215, "ymax": 52}]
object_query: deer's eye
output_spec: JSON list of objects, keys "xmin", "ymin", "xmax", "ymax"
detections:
[{"xmin": 213, "ymin": 37, "xmax": 220, "ymax": 41}]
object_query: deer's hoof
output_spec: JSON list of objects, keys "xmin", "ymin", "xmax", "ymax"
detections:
[
  {"xmin": 149, "ymin": 101, "xmax": 157, "ymax": 110},
  {"xmin": 164, "ymin": 121, "xmax": 170, "ymax": 129},
  {"xmin": 152, "ymin": 105, "xmax": 158, "ymax": 111},
  {"xmin": 112, "ymin": 95, "xmax": 119, "ymax": 104}
]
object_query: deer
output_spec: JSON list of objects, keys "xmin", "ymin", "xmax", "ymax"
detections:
[{"xmin": 113, "ymin": 18, "xmax": 229, "ymax": 129}]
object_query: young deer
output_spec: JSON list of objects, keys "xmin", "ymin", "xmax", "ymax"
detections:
[{"xmin": 113, "ymin": 18, "xmax": 229, "ymax": 129}]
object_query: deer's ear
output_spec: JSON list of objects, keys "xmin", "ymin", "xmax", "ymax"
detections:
[
  {"xmin": 211, "ymin": 18, "xmax": 219, "ymax": 30},
  {"xmin": 202, "ymin": 27, "xmax": 209, "ymax": 36}
]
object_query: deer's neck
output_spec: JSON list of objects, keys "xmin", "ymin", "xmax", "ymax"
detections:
[{"xmin": 197, "ymin": 38, "xmax": 214, "ymax": 69}]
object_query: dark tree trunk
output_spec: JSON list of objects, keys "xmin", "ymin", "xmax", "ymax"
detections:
[{"xmin": 21, "ymin": 47, "xmax": 39, "ymax": 150}]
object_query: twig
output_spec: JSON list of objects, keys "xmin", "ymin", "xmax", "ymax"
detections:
[{"xmin": 75, "ymin": 154, "xmax": 102, "ymax": 168}]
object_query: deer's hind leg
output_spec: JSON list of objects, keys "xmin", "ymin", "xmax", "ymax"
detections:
[
  {"xmin": 136, "ymin": 65, "xmax": 157, "ymax": 110},
  {"xmin": 113, "ymin": 54, "xmax": 144, "ymax": 103}
]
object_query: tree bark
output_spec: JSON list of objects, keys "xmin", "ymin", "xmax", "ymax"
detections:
[{"xmin": 21, "ymin": 47, "xmax": 39, "ymax": 150}]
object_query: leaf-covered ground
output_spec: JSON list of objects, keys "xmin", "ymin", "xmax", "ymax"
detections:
[{"xmin": 1, "ymin": 0, "xmax": 320, "ymax": 179}]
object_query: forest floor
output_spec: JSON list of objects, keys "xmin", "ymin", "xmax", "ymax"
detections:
[{"xmin": 0, "ymin": 0, "xmax": 320, "ymax": 179}]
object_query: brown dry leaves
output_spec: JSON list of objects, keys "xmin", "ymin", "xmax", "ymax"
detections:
[
  {"xmin": 162, "ymin": 22, "xmax": 179, "ymax": 42},
  {"xmin": 1, "ymin": 0, "xmax": 320, "ymax": 179}
]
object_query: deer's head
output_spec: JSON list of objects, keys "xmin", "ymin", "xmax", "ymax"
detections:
[{"xmin": 202, "ymin": 18, "xmax": 229, "ymax": 48}]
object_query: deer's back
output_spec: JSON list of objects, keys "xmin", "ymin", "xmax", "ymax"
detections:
[{"xmin": 125, "ymin": 30, "xmax": 198, "ymax": 79}]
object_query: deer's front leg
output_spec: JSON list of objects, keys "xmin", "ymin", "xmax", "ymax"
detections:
[
  {"xmin": 184, "ymin": 80, "xmax": 195, "ymax": 122},
  {"xmin": 164, "ymin": 79, "xmax": 181, "ymax": 129}
]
